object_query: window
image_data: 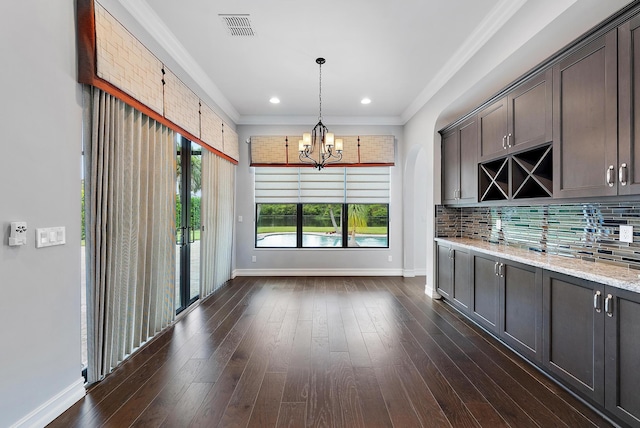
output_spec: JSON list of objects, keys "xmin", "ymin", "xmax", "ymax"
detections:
[{"xmin": 254, "ymin": 167, "xmax": 390, "ymax": 248}]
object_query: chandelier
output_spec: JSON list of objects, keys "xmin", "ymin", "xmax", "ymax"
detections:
[{"xmin": 298, "ymin": 58, "xmax": 343, "ymax": 170}]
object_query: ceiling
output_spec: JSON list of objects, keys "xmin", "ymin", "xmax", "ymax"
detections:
[{"xmin": 98, "ymin": 0, "xmax": 635, "ymax": 126}]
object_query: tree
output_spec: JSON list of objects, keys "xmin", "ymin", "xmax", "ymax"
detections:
[{"xmin": 348, "ymin": 204, "xmax": 368, "ymax": 233}]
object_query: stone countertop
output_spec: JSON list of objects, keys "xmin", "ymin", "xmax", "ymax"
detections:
[{"xmin": 435, "ymin": 237, "xmax": 640, "ymax": 294}]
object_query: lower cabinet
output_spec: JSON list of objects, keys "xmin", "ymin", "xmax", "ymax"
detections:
[
  {"xmin": 436, "ymin": 245, "xmax": 640, "ymax": 425},
  {"xmin": 543, "ymin": 270, "xmax": 640, "ymax": 427},
  {"xmin": 436, "ymin": 243, "xmax": 471, "ymax": 313},
  {"xmin": 470, "ymin": 251, "xmax": 542, "ymax": 362}
]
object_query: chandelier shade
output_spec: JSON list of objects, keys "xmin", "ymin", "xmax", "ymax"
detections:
[{"xmin": 299, "ymin": 58, "xmax": 343, "ymax": 170}]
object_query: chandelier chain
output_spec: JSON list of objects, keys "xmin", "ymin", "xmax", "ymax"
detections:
[{"xmin": 318, "ymin": 61, "xmax": 322, "ymax": 121}]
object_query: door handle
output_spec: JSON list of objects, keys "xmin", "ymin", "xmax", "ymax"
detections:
[
  {"xmin": 605, "ymin": 294, "xmax": 613, "ymax": 317},
  {"xmin": 619, "ymin": 163, "xmax": 628, "ymax": 186},
  {"xmin": 606, "ymin": 165, "xmax": 615, "ymax": 187},
  {"xmin": 594, "ymin": 290, "xmax": 602, "ymax": 313}
]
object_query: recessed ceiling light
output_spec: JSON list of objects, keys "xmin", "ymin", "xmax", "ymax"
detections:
[
  {"xmin": 269, "ymin": 97, "xmax": 280, "ymax": 104},
  {"xmin": 361, "ymin": 98, "xmax": 371, "ymax": 105}
]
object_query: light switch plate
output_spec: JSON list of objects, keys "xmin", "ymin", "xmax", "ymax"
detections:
[
  {"xmin": 36, "ymin": 226, "xmax": 66, "ymax": 248},
  {"xmin": 496, "ymin": 219, "xmax": 502, "ymax": 230},
  {"xmin": 620, "ymin": 225, "xmax": 634, "ymax": 243}
]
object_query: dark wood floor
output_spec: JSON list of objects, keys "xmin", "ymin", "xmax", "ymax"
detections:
[{"xmin": 50, "ymin": 276, "xmax": 616, "ymax": 428}]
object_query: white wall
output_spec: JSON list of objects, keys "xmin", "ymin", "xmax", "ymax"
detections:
[
  {"xmin": 234, "ymin": 124, "xmax": 409, "ymax": 276},
  {"xmin": 0, "ymin": 2, "xmax": 85, "ymax": 426}
]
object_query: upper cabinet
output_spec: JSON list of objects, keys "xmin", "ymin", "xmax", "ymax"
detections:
[
  {"xmin": 478, "ymin": 70, "xmax": 553, "ymax": 163},
  {"xmin": 442, "ymin": 116, "xmax": 477, "ymax": 204},
  {"xmin": 618, "ymin": 15, "xmax": 640, "ymax": 195},
  {"xmin": 553, "ymin": 31, "xmax": 618, "ymax": 199}
]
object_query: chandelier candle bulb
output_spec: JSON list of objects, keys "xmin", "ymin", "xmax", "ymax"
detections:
[
  {"xmin": 326, "ymin": 133, "xmax": 334, "ymax": 146},
  {"xmin": 335, "ymin": 139, "xmax": 343, "ymax": 152},
  {"xmin": 299, "ymin": 140, "xmax": 305, "ymax": 152},
  {"xmin": 303, "ymin": 133, "xmax": 311, "ymax": 145}
]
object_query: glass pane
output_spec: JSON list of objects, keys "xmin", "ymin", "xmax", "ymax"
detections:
[
  {"xmin": 175, "ymin": 137, "xmax": 182, "ymax": 310},
  {"xmin": 189, "ymin": 142, "xmax": 202, "ymax": 300},
  {"xmin": 303, "ymin": 204, "xmax": 343, "ymax": 248},
  {"xmin": 256, "ymin": 203, "xmax": 297, "ymax": 247},
  {"xmin": 348, "ymin": 204, "xmax": 388, "ymax": 247}
]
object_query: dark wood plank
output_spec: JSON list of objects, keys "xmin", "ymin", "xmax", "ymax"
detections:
[
  {"xmin": 352, "ymin": 367, "xmax": 393, "ymax": 428},
  {"xmin": 247, "ymin": 372, "xmax": 286, "ymax": 428},
  {"xmin": 276, "ymin": 402, "xmax": 306, "ymax": 428},
  {"xmin": 281, "ymin": 320, "xmax": 312, "ymax": 402},
  {"xmin": 329, "ymin": 352, "xmax": 365, "ymax": 428},
  {"xmin": 373, "ymin": 365, "xmax": 423, "ymax": 427}
]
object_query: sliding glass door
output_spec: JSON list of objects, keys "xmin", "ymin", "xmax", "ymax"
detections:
[{"xmin": 176, "ymin": 136, "xmax": 202, "ymax": 313}]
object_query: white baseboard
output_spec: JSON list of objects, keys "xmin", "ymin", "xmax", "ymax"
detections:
[
  {"xmin": 11, "ymin": 377, "xmax": 85, "ymax": 428},
  {"xmin": 425, "ymin": 285, "xmax": 442, "ymax": 300},
  {"xmin": 233, "ymin": 268, "xmax": 405, "ymax": 277}
]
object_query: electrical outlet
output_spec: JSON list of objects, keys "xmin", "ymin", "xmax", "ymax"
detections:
[
  {"xmin": 388, "ymin": 255, "xmax": 392, "ymax": 262},
  {"xmin": 251, "ymin": 255, "xmax": 257, "ymax": 263},
  {"xmin": 620, "ymin": 225, "xmax": 634, "ymax": 243}
]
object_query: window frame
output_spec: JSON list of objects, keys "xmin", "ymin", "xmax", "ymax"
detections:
[{"xmin": 255, "ymin": 202, "xmax": 389, "ymax": 249}]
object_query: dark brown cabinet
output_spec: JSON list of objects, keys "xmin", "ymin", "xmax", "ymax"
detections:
[
  {"xmin": 618, "ymin": 15, "xmax": 640, "ymax": 195},
  {"xmin": 471, "ymin": 252, "xmax": 542, "ymax": 361},
  {"xmin": 441, "ymin": 116, "xmax": 477, "ymax": 204},
  {"xmin": 500, "ymin": 259, "xmax": 542, "ymax": 363},
  {"xmin": 543, "ymin": 271, "xmax": 605, "ymax": 403},
  {"xmin": 553, "ymin": 30, "xmax": 618, "ymax": 198},
  {"xmin": 543, "ymin": 271, "xmax": 640, "ymax": 426},
  {"xmin": 478, "ymin": 70, "xmax": 553, "ymax": 163},
  {"xmin": 470, "ymin": 252, "xmax": 500, "ymax": 334},
  {"xmin": 436, "ymin": 243, "xmax": 471, "ymax": 313},
  {"xmin": 603, "ymin": 286, "xmax": 640, "ymax": 427}
]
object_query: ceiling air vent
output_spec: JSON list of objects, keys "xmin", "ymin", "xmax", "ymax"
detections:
[{"xmin": 219, "ymin": 14, "xmax": 255, "ymax": 36}]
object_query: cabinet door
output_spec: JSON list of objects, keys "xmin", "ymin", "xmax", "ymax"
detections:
[
  {"xmin": 604, "ymin": 286, "xmax": 640, "ymax": 426},
  {"xmin": 471, "ymin": 252, "xmax": 500, "ymax": 333},
  {"xmin": 500, "ymin": 261, "xmax": 542, "ymax": 363},
  {"xmin": 441, "ymin": 129, "xmax": 459, "ymax": 204},
  {"xmin": 478, "ymin": 98, "xmax": 508, "ymax": 162},
  {"xmin": 508, "ymin": 69, "xmax": 552, "ymax": 154},
  {"xmin": 553, "ymin": 31, "xmax": 618, "ymax": 198},
  {"xmin": 458, "ymin": 116, "xmax": 477, "ymax": 203},
  {"xmin": 543, "ymin": 271, "xmax": 604, "ymax": 404},
  {"xmin": 618, "ymin": 16, "xmax": 640, "ymax": 195},
  {"xmin": 436, "ymin": 244, "xmax": 453, "ymax": 299},
  {"xmin": 452, "ymin": 248, "xmax": 471, "ymax": 312}
]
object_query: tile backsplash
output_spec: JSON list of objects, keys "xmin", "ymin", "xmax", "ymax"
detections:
[{"xmin": 436, "ymin": 202, "xmax": 640, "ymax": 270}]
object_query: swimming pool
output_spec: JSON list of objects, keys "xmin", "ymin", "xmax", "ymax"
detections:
[{"xmin": 256, "ymin": 233, "xmax": 388, "ymax": 248}]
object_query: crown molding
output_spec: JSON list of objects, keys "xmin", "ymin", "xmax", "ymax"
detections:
[{"xmin": 401, "ymin": 0, "xmax": 529, "ymax": 123}]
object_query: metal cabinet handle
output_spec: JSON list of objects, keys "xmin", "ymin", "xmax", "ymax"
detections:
[
  {"xmin": 449, "ymin": 248, "xmax": 453, "ymax": 259},
  {"xmin": 605, "ymin": 294, "xmax": 613, "ymax": 317},
  {"xmin": 619, "ymin": 163, "xmax": 628, "ymax": 186},
  {"xmin": 607, "ymin": 165, "xmax": 615, "ymax": 187},
  {"xmin": 507, "ymin": 133, "xmax": 512, "ymax": 148},
  {"xmin": 498, "ymin": 263, "xmax": 504, "ymax": 278},
  {"xmin": 594, "ymin": 290, "xmax": 602, "ymax": 313},
  {"xmin": 494, "ymin": 261, "xmax": 499, "ymax": 276},
  {"xmin": 502, "ymin": 135, "xmax": 507, "ymax": 150}
]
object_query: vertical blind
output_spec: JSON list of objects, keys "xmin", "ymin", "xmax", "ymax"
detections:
[
  {"xmin": 254, "ymin": 167, "xmax": 390, "ymax": 204},
  {"xmin": 84, "ymin": 87, "xmax": 176, "ymax": 383},
  {"xmin": 200, "ymin": 152, "xmax": 235, "ymax": 297}
]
